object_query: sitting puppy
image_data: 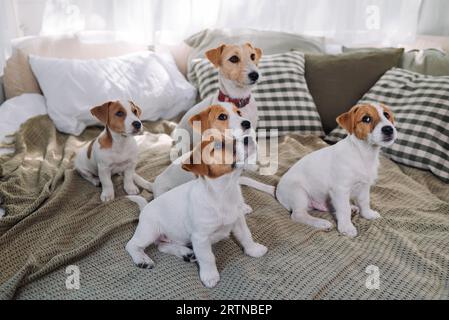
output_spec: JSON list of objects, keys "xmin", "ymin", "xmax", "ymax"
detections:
[
  {"xmin": 74, "ymin": 100, "xmax": 152, "ymax": 202},
  {"xmin": 126, "ymin": 135, "xmax": 267, "ymax": 288},
  {"xmin": 276, "ymin": 103, "xmax": 397, "ymax": 237},
  {"xmin": 152, "ymin": 102, "xmax": 252, "ymax": 198}
]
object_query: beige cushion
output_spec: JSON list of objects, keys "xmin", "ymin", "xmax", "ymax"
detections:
[{"xmin": 4, "ymin": 32, "xmax": 149, "ymax": 99}]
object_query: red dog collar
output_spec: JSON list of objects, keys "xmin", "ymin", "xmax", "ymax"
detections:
[{"xmin": 218, "ymin": 90, "xmax": 251, "ymax": 109}]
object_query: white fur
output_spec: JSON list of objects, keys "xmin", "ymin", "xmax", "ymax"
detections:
[
  {"xmin": 276, "ymin": 104, "xmax": 397, "ymax": 237},
  {"xmin": 126, "ymin": 139, "xmax": 267, "ymax": 288},
  {"xmin": 74, "ymin": 100, "xmax": 152, "ymax": 202}
]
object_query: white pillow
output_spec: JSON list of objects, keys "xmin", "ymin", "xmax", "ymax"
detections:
[{"xmin": 29, "ymin": 51, "xmax": 197, "ymax": 135}]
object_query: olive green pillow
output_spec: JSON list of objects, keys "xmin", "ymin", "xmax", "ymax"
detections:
[{"xmin": 305, "ymin": 48, "xmax": 404, "ymax": 134}]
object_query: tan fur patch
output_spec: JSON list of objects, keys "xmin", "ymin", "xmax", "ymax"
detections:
[
  {"xmin": 336, "ymin": 104, "xmax": 381, "ymax": 140},
  {"xmin": 205, "ymin": 43, "xmax": 262, "ymax": 85},
  {"xmin": 129, "ymin": 101, "xmax": 142, "ymax": 118},
  {"xmin": 189, "ymin": 105, "xmax": 230, "ymax": 134},
  {"xmin": 182, "ymin": 139, "xmax": 235, "ymax": 179},
  {"xmin": 87, "ymin": 140, "xmax": 95, "ymax": 159}
]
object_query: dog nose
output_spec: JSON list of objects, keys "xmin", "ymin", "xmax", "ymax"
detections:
[
  {"xmin": 241, "ymin": 120, "xmax": 251, "ymax": 130},
  {"xmin": 132, "ymin": 121, "xmax": 142, "ymax": 130},
  {"xmin": 382, "ymin": 126, "xmax": 394, "ymax": 135},
  {"xmin": 248, "ymin": 72, "xmax": 259, "ymax": 82}
]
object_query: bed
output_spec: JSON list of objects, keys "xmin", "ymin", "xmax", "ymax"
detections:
[
  {"xmin": 0, "ymin": 112, "xmax": 448, "ymax": 299},
  {"xmin": 1, "ymin": 31, "xmax": 449, "ymax": 300}
]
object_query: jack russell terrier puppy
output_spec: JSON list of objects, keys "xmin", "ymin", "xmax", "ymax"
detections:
[
  {"xmin": 74, "ymin": 100, "xmax": 152, "ymax": 202},
  {"xmin": 126, "ymin": 135, "xmax": 267, "ymax": 288},
  {"xmin": 243, "ymin": 103, "xmax": 397, "ymax": 238},
  {"xmin": 277, "ymin": 103, "xmax": 397, "ymax": 237},
  {"xmin": 152, "ymin": 102, "xmax": 253, "ymax": 201},
  {"xmin": 174, "ymin": 43, "xmax": 262, "ymax": 152}
]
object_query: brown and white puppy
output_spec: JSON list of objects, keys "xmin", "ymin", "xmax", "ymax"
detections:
[
  {"xmin": 174, "ymin": 43, "xmax": 262, "ymax": 152},
  {"xmin": 74, "ymin": 100, "xmax": 152, "ymax": 202},
  {"xmin": 246, "ymin": 103, "xmax": 397, "ymax": 237},
  {"xmin": 152, "ymin": 102, "xmax": 254, "ymax": 203},
  {"xmin": 126, "ymin": 134, "xmax": 266, "ymax": 288}
]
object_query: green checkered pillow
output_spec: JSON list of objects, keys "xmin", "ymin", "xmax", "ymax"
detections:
[
  {"xmin": 326, "ymin": 68, "xmax": 449, "ymax": 182},
  {"xmin": 188, "ymin": 51, "xmax": 324, "ymax": 136}
]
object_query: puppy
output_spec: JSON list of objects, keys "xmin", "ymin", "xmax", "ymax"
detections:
[
  {"xmin": 74, "ymin": 100, "xmax": 152, "ymax": 202},
  {"xmin": 174, "ymin": 43, "xmax": 262, "ymax": 152},
  {"xmin": 275, "ymin": 104, "xmax": 397, "ymax": 237},
  {"xmin": 152, "ymin": 102, "xmax": 252, "ymax": 198},
  {"xmin": 126, "ymin": 135, "xmax": 267, "ymax": 288}
]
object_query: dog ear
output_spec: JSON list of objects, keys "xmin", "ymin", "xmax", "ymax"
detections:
[
  {"xmin": 189, "ymin": 107, "xmax": 212, "ymax": 133},
  {"xmin": 205, "ymin": 44, "xmax": 225, "ymax": 67},
  {"xmin": 129, "ymin": 101, "xmax": 142, "ymax": 118},
  {"xmin": 182, "ymin": 151, "xmax": 210, "ymax": 177},
  {"xmin": 336, "ymin": 106, "xmax": 358, "ymax": 134},
  {"xmin": 246, "ymin": 42, "xmax": 263, "ymax": 62},
  {"xmin": 91, "ymin": 102, "xmax": 112, "ymax": 125}
]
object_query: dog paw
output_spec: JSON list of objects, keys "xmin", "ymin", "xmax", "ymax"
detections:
[
  {"xmin": 134, "ymin": 255, "xmax": 155, "ymax": 269},
  {"xmin": 240, "ymin": 203, "xmax": 253, "ymax": 215},
  {"xmin": 313, "ymin": 219, "xmax": 333, "ymax": 231},
  {"xmin": 125, "ymin": 184, "xmax": 140, "ymax": 195},
  {"xmin": 200, "ymin": 269, "xmax": 220, "ymax": 288},
  {"xmin": 141, "ymin": 181, "xmax": 153, "ymax": 192},
  {"xmin": 100, "ymin": 189, "xmax": 115, "ymax": 202},
  {"xmin": 351, "ymin": 205, "xmax": 360, "ymax": 215},
  {"xmin": 362, "ymin": 209, "xmax": 381, "ymax": 220},
  {"xmin": 338, "ymin": 223, "xmax": 358, "ymax": 238},
  {"xmin": 183, "ymin": 253, "xmax": 197, "ymax": 263},
  {"xmin": 245, "ymin": 243, "xmax": 268, "ymax": 258}
]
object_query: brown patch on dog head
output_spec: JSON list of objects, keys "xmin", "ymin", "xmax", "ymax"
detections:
[
  {"xmin": 181, "ymin": 139, "xmax": 235, "ymax": 179},
  {"xmin": 205, "ymin": 43, "xmax": 261, "ymax": 85},
  {"xmin": 189, "ymin": 105, "xmax": 230, "ymax": 134},
  {"xmin": 129, "ymin": 101, "xmax": 142, "ymax": 118},
  {"xmin": 87, "ymin": 140, "xmax": 95, "ymax": 159},
  {"xmin": 91, "ymin": 101, "xmax": 127, "ymax": 134},
  {"xmin": 337, "ymin": 104, "xmax": 381, "ymax": 140}
]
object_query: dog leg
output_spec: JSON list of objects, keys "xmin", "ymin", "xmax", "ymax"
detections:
[
  {"xmin": 158, "ymin": 243, "xmax": 196, "ymax": 262},
  {"xmin": 232, "ymin": 216, "xmax": 267, "ymax": 258},
  {"xmin": 98, "ymin": 166, "xmax": 114, "ymax": 202},
  {"xmin": 291, "ymin": 189, "xmax": 333, "ymax": 230},
  {"xmin": 191, "ymin": 234, "xmax": 220, "ymax": 288},
  {"xmin": 124, "ymin": 167, "xmax": 139, "ymax": 195},
  {"xmin": 77, "ymin": 168, "xmax": 100, "ymax": 187},
  {"xmin": 133, "ymin": 173, "xmax": 153, "ymax": 192},
  {"xmin": 354, "ymin": 184, "xmax": 381, "ymax": 220},
  {"xmin": 126, "ymin": 220, "xmax": 159, "ymax": 269},
  {"xmin": 331, "ymin": 190, "xmax": 357, "ymax": 237}
]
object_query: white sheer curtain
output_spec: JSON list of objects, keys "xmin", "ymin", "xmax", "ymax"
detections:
[
  {"xmin": 0, "ymin": 0, "xmax": 22, "ymax": 71},
  {"xmin": 0, "ymin": 0, "xmax": 430, "ymax": 72},
  {"xmin": 35, "ymin": 0, "xmax": 423, "ymax": 45}
]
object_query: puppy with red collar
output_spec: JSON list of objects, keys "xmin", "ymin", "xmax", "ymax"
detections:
[
  {"xmin": 174, "ymin": 43, "xmax": 262, "ymax": 152},
  {"xmin": 74, "ymin": 100, "xmax": 152, "ymax": 202},
  {"xmin": 276, "ymin": 104, "xmax": 397, "ymax": 237}
]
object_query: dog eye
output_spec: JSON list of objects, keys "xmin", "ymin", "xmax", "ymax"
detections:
[
  {"xmin": 362, "ymin": 116, "xmax": 372, "ymax": 123},
  {"xmin": 383, "ymin": 112, "xmax": 390, "ymax": 119},
  {"xmin": 229, "ymin": 56, "xmax": 240, "ymax": 63},
  {"xmin": 218, "ymin": 113, "xmax": 228, "ymax": 121},
  {"xmin": 250, "ymin": 53, "xmax": 256, "ymax": 61},
  {"xmin": 115, "ymin": 111, "xmax": 124, "ymax": 117}
]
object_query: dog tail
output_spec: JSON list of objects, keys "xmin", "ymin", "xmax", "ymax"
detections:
[
  {"xmin": 239, "ymin": 177, "xmax": 276, "ymax": 197},
  {"xmin": 126, "ymin": 195, "xmax": 148, "ymax": 211}
]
